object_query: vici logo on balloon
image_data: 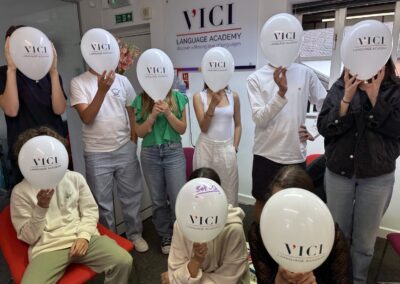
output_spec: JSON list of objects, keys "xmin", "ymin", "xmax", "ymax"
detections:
[
  {"xmin": 23, "ymin": 45, "xmax": 49, "ymax": 58},
  {"xmin": 90, "ymin": 42, "xmax": 113, "ymax": 55},
  {"xmin": 207, "ymin": 61, "xmax": 227, "ymax": 71},
  {"xmin": 272, "ymin": 31, "xmax": 297, "ymax": 46},
  {"xmin": 145, "ymin": 66, "xmax": 167, "ymax": 78},
  {"xmin": 277, "ymin": 242, "xmax": 327, "ymax": 263},
  {"xmin": 355, "ymin": 36, "xmax": 387, "ymax": 51},
  {"xmin": 31, "ymin": 156, "xmax": 61, "ymax": 171},
  {"xmin": 189, "ymin": 215, "xmax": 219, "ymax": 230}
]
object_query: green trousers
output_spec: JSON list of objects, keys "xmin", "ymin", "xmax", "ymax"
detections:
[{"xmin": 21, "ymin": 235, "xmax": 133, "ymax": 284}]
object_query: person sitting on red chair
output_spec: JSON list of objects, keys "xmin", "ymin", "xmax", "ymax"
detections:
[{"xmin": 10, "ymin": 127, "xmax": 133, "ymax": 284}]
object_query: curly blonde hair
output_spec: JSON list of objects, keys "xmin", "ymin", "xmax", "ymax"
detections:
[{"xmin": 13, "ymin": 127, "xmax": 67, "ymax": 159}]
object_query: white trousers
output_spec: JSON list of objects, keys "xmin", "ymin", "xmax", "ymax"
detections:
[{"xmin": 193, "ymin": 134, "xmax": 239, "ymax": 206}]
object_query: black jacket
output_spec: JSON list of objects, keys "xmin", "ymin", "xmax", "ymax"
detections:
[{"xmin": 317, "ymin": 79, "xmax": 400, "ymax": 178}]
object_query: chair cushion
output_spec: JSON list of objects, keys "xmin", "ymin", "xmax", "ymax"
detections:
[{"xmin": 387, "ymin": 233, "xmax": 400, "ymax": 256}]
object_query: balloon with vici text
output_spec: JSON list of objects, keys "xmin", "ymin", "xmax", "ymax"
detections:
[{"xmin": 9, "ymin": 27, "xmax": 53, "ymax": 80}]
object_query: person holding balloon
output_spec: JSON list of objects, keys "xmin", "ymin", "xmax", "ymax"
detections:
[
  {"xmin": 10, "ymin": 127, "xmax": 133, "ymax": 284},
  {"xmin": 0, "ymin": 25, "xmax": 67, "ymax": 190},
  {"xmin": 133, "ymin": 48, "xmax": 188, "ymax": 255},
  {"xmin": 161, "ymin": 167, "xmax": 250, "ymax": 284},
  {"xmin": 70, "ymin": 28, "xmax": 148, "ymax": 253},
  {"xmin": 193, "ymin": 47, "xmax": 241, "ymax": 206},
  {"xmin": 248, "ymin": 14, "xmax": 326, "ymax": 222},
  {"xmin": 248, "ymin": 165, "xmax": 352, "ymax": 284},
  {"xmin": 317, "ymin": 20, "xmax": 400, "ymax": 283}
]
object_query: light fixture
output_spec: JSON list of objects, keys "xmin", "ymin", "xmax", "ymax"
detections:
[{"xmin": 322, "ymin": 12, "xmax": 394, "ymax": 22}]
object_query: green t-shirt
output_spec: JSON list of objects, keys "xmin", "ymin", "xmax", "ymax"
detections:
[{"xmin": 132, "ymin": 91, "xmax": 188, "ymax": 147}]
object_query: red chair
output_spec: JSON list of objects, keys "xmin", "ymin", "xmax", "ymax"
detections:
[
  {"xmin": 0, "ymin": 205, "xmax": 133, "ymax": 284},
  {"xmin": 306, "ymin": 153, "xmax": 322, "ymax": 166},
  {"xmin": 375, "ymin": 233, "xmax": 400, "ymax": 282},
  {"xmin": 183, "ymin": 147, "xmax": 195, "ymax": 179}
]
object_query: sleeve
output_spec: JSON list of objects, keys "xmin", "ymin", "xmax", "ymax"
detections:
[
  {"xmin": 308, "ymin": 70, "xmax": 327, "ymax": 112},
  {"xmin": 10, "ymin": 186, "xmax": 48, "ymax": 245},
  {"xmin": 175, "ymin": 91, "xmax": 189, "ymax": 115},
  {"xmin": 326, "ymin": 225, "xmax": 353, "ymax": 283},
  {"xmin": 200, "ymin": 223, "xmax": 249, "ymax": 283},
  {"xmin": 75, "ymin": 173, "xmax": 99, "ymax": 241},
  {"xmin": 132, "ymin": 95, "xmax": 145, "ymax": 122},
  {"xmin": 364, "ymin": 86, "xmax": 400, "ymax": 139},
  {"xmin": 247, "ymin": 77, "xmax": 287, "ymax": 128},
  {"xmin": 168, "ymin": 222, "xmax": 202, "ymax": 284},
  {"xmin": 248, "ymin": 222, "xmax": 277, "ymax": 284},
  {"xmin": 123, "ymin": 76, "xmax": 136, "ymax": 107},
  {"xmin": 0, "ymin": 66, "xmax": 8, "ymax": 95},
  {"xmin": 317, "ymin": 82, "xmax": 355, "ymax": 138},
  {"xmin": 69, "ymin": 78, "xmax": 88, "ymax": 106}
]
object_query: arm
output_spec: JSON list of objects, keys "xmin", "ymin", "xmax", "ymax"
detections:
[
  {"xmin": 75, "ymin": 173, "xmax": 99, "ymax": 241},
  {"xmin": 0, "ymin": 37, "xmax": 19, "ymax": 117},
  {"xmin": 10, "ymin": 188, "xmax": 54, "ymax": 245},
  {"xmin": 72, "ymin": 71, "xmax": 115, "ymax": 125},
  {"xmin": 49, "ymin": 46, "xmax": 66, "ymax": 115},
  {"xmin": 233, "ymin": 92, "xmax": 242, "ymax": 150},
  {"xmin": 133, "ymin": 104, "xmax": 159, "ymax": 138},
  {"xmin": 159, "ymin": 101, "xmax": 187, "ymax": 135},
  {"xmin": 247, "ymin": 71, "xmax": 287, "ymax": 129},
  {"xmin": 193, "ymin": 91, "xmax": 222, "ymax": 133},
  {"xmin": 168, "ymin": 223, "xmax": 203, "ymax": 284},
  {"xmin": 127, "ymin": 107, "xmax": 138, "ymax": 143}
]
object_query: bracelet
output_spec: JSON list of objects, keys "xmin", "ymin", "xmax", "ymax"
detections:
[{"xmin": 342, "ymin": 98, "xmax": 351, "ymax": 104}]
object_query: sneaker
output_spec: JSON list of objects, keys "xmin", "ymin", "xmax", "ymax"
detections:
[
  {"xmin": 134, "ymin": 237, "xmax": 149, "ymax": 253},
  {"xmin": 161, "ymin": 237, "xmax": 172, "ymax": 255}
]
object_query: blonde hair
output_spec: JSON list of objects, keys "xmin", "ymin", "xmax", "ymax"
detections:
[{"xmin": 141, "ymin": 90, "xmax": 178, "ymax": 117}]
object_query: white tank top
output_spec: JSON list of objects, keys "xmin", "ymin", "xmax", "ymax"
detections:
[{"xmin": 201, "ymin": 89, "xmax": 234, "ymax": 141}]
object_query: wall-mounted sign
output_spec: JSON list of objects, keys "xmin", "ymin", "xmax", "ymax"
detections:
[
  {"xmin": 115, "ymin": 12, "xmax": 133, "ymax": 24},
  {"xmin": 165, "ymin": 0, "xmax": 258, "ymax": 69}
]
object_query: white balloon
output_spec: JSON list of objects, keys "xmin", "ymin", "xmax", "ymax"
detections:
[
  {"xmin": 80, "ymin": 28, "xmax": 120, "ymax": 74},
  {"xmin": 341, "ymin": 20, "xmax": 393, "ymax": 80},
  {"xmin": 201, "ymin": 47, "xmax": 235, "ymax": 92},
  {"xmin": 18, "ymin": 136, "xmax": 69, "ymax": 189},
  {"xmin": 136, "ymin": 48, "xmax": 174, "ymax": 101},
  {"xmin": 9, "ymin": 27, "xmax": 53, "ymax": 81},
  {"xmin": 260, "ymin": 188, "xmax": 335, "ymax": 273},
  {"xmin": 260, "ymin": 13, "xmax": 303, "ymax": 67},
  {"xmin": 175, "ymin": 178, "xmax": 228, "ymax": 243}
]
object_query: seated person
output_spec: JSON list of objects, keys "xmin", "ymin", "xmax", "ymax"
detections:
[
  {"xmin": 161, "ymin": 167, "xmax": 250, "ymax": 284},
  {"xmin": 10, "ymin": 127, "xmax": 133, "ymax": 284},
  {"xmin": 248, "ymin": 165, "xmax": 352, "ymax": 284}
]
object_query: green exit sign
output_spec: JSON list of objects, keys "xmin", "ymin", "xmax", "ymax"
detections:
[{"xmin": 115, "ymin": 12, "xmax": 133, "ymax": 24}]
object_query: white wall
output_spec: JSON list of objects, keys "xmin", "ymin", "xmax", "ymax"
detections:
[{"xmin": 77, "ymin": 0, "xmax": 400, "ymax": 233}]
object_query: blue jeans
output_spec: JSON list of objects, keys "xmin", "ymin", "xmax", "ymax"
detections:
[
  {"xmin": 325, "ymin": 169, "xmax": 394, "ymax": 284},
  {"xmin": 85, "ymin": 141, "xmax": 144, "ymax": 241},
  {"xmin": 140, "ymin": 142, "xmax": 186, "ymax": 239}
]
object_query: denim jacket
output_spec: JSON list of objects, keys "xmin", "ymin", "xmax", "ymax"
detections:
[{"xmin": 317, "ymin": 79, "xmax": 400, "ymax": 178}]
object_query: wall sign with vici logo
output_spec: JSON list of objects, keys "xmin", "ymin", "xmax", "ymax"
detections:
[{"xmin": 165, "ymin": 0, "xmax": 257, "ymax": 69}]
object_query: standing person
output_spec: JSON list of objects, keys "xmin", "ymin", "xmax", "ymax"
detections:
[
  {"xmin": 70, "ymin": 68, "xmax": 148, "ymax": 252},
  {"xmin": 0, "ymin": 25, "xmax": 67, "ymax": 190},
  {"xmin": 317, "ymin": 61, "xmax": 400, "ymax": 283},
  {"xmin": 248, "ymin": 165, "xmax": 352, "ymax": 284},
  {"xmin": 132, "ymin": 89, "xmax": 187, "ymax": 254},
  {"xmin": 247, "ymin": 63, "xmax": 326, "ymax": 221},
  {"xmin": 192, "ymin": 85, "xmax": 241, "ymax": 206},
  {"xmin": 11, "ymin": 127, "xmax": 133, "ymax": 284},
  {"xmin": 161, "ymin": 167, "xmax": 250, "ymax": 284}
]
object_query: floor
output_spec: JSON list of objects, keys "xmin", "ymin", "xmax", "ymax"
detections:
[{"xmin": 1, "ymin": 204, "xmax": 399, "ymax": 284}]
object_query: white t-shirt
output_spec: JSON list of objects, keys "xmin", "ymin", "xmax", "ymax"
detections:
[
  {"xmin": 247, "ymin": 63, "xmax": 326, "ymax": 164},
  {"xmin": 70, "ymin": 71, "xmax": 136, "ymax": 152}
]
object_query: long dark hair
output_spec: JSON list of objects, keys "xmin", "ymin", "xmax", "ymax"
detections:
[
  {"xmin": 189, "ymin": 167, "xmax": 221, "ymax": 185},
  {"xmin": 265, "ymin": 165, "xmax": 314, "ymax": 200},
  {"xmin": 5, "ymin": 25, "xmax": 25, "ymax": 39},
  {"xmin": 340, "ymin": 59, "xmax": 399, "ymax": 87}
]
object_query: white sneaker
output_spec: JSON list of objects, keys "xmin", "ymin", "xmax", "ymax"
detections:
[
  {"xmin": 161, "ymin": 237, "xmax": 172, "ymax": 255},
  {"xmin": 134, "ymin": 237, "xmax": 149, "ymax": 253}
]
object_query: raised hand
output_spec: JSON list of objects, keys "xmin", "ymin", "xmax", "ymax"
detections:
[
  {"xmin": 97, "ymin": 70, "xmax": 115, "ymax": 95},
  {"xmin": 343, "ymin": 69, "xmax": 361, "ymax": 103},
  {"xmin": 36, "ymin": 189, "xmax": 54, "ymax": 208},
  {"xmin": 273, "ymin": 67, "xmax": 287, "ymax": 97},
  {"xmin": 4, "ymin": 37, "xmax": 16, "ymax": 71},
  {"xmin": 192, "ymin": 242, "xmax": 208, "ymax": 264}
]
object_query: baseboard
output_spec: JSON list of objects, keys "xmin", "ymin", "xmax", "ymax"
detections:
[
  {"xmin": 378, "ymin": 226, "xmax": 400, "ymax": 239},
  {"xmin": 238, "ymin": 193, "xmax": 256, "ymax": 205}
]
